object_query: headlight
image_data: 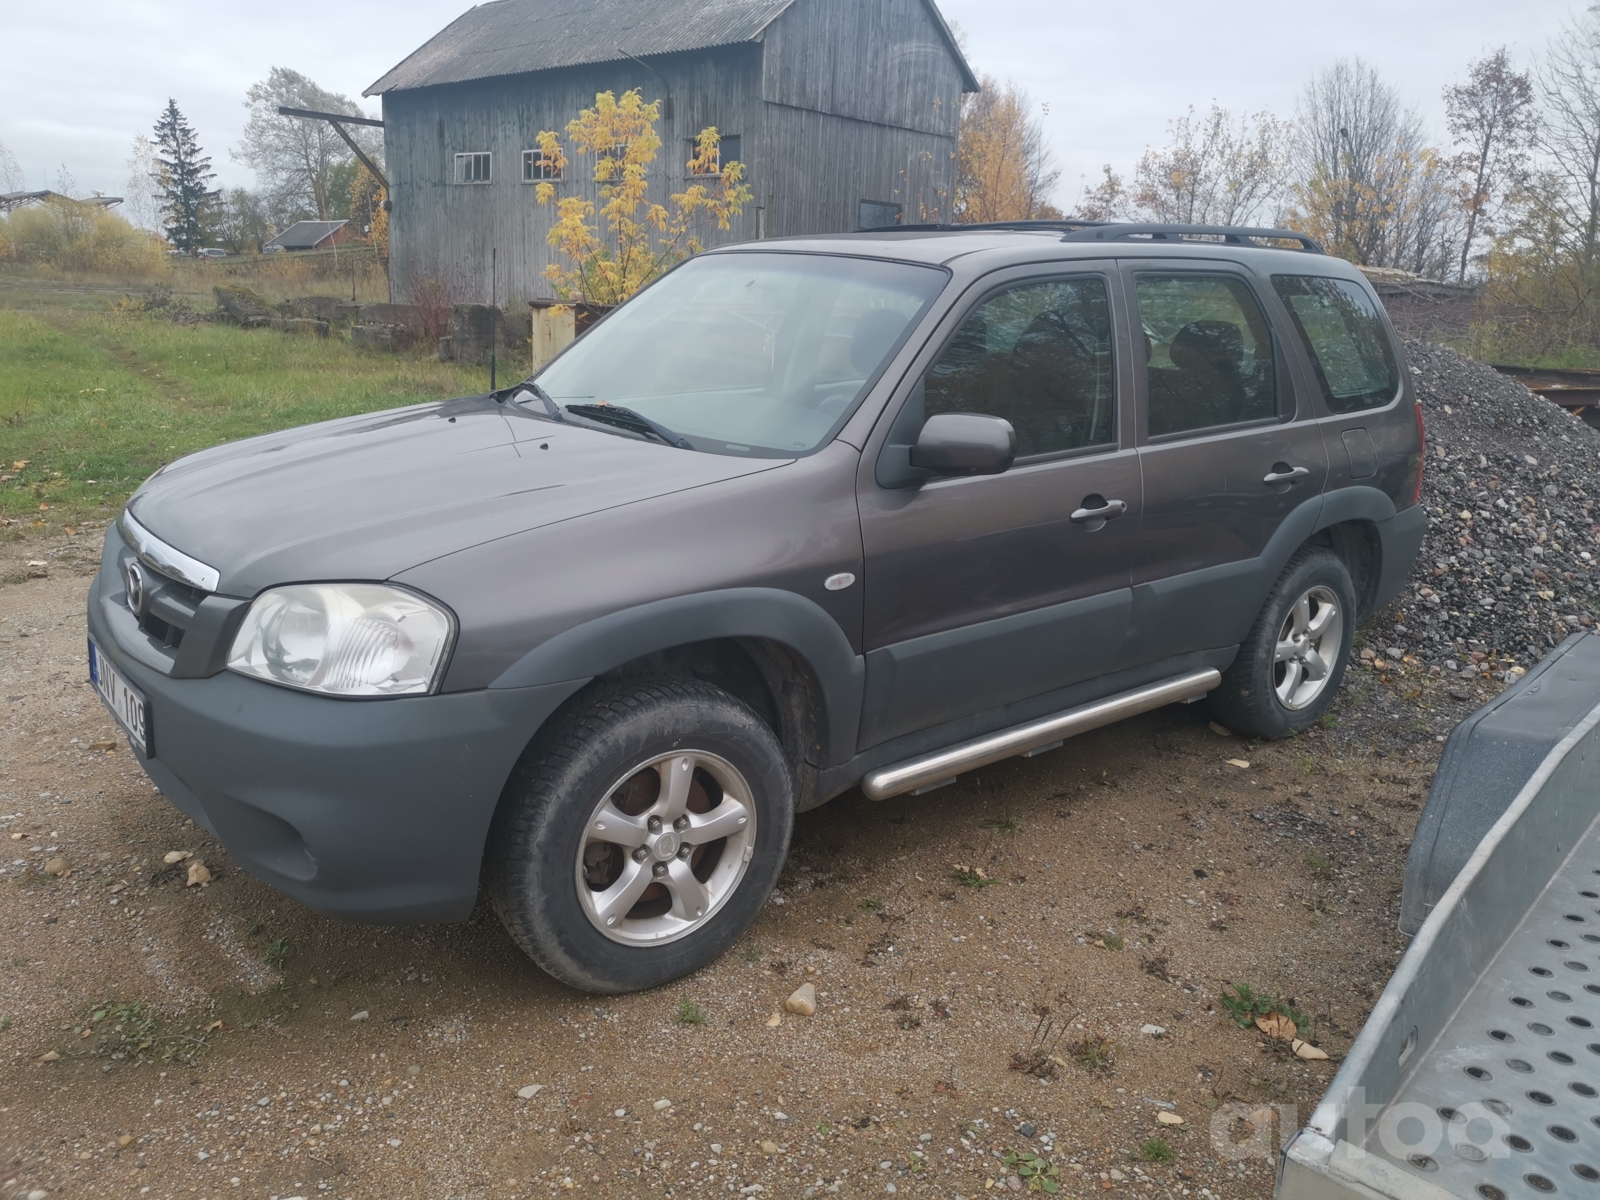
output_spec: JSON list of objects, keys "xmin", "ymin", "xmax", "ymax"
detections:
[{"xmin": 227, "ymin": 584, "xmax": 455, "ymax": 697}]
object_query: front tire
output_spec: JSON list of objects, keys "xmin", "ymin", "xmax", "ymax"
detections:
[
  {"xmin": 1207, "ymin": 548, "xmax": 1356, "ymax": 738},
  {"xmin": 485, "ymin": 678, "xmax": 793, "ymax": 994}
]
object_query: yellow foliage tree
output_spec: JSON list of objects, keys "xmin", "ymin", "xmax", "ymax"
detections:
[
  {"xmin": 350, "ymin": 164, "xmax": 388, "ymax": 262},
  {"xmin": 955, "ymin": 76, "xmax": 1061, "ymax": 223},
  {"xmin": 534, "ymin": 89, "xmax": 751, "ymax": 304}
]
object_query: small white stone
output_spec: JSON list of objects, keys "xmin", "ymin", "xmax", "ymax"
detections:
[
  {"xmin": 614, "ymin": 1108, "xmax": 628, "ymax": 1118},
  {"xmin": 517, "ymin": 1085, "xmax": 544, "ymax": 1100},
  {"xmin": 1157, "ymin": 1111, "xmax": 1186, "ymax": 1126},
  {"xmin": 710, "ymin": 1143, "xmax": 723, "ymax": 1154},
  {"xmin": 653, "ymin": 1099, "xmax": 672, "ymax": 1111},
  {"xmin": 349, "ymin": 1011, "xmax": 369, "ymax": 1022},
  {"xmin": 1139, "ymin": 1024, "xmax": 1166, "ymax": 1036}
]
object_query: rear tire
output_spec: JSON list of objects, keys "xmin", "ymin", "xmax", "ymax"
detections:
[
  {"xmin": 1207, "ymin": 548, "xmax": 1356, "ymax": 739},
  {"xmin": 485, "ymin": 677, "xmax": 793, "ymax": 994}
]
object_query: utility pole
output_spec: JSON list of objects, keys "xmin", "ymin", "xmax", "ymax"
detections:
[{"xmin": 490, "ymin": 248, "xmax": 497, "ymax": 392}]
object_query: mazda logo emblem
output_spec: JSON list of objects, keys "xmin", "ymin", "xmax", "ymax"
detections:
[{"xmin": 124, "ymin": 561, "xmax": 145, "ymax": 614}]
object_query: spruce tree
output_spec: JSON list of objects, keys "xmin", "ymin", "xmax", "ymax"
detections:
[{"xmin": 152, "ymin": 99, "xmax": 216, "ymax": 254}]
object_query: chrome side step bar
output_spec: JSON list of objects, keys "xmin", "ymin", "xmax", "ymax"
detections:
[{"xmin": 860, "ymin": 668, "xmax": 1221, "ymax": 801}]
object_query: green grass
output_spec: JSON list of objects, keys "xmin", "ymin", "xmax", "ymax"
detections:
[
  {"xmin": 0, "ymin": 306, "xmax": 488, "ymax": 533},
  {"xmin": 1139, "ymin": 1139, "xmax": 1174, "ymax": 1164},
  {"xmin": 675, "ymin": 1000, "xmax": 707, "ymax": 1026}
]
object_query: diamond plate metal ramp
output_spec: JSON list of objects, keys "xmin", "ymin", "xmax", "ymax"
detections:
[{"xmin": 1278, "ymin": 656, "xmax": 1600, "ymax": 1200}]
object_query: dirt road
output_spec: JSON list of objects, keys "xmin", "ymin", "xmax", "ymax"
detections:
[{"xmin": 0, "ymin": 563, "xmax": 1459, "ymax": 1200}]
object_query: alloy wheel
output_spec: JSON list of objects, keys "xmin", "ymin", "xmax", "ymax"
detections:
[
  {"xmin": 1273, "ymin": 585, "xmax": 1344, "ymax": 710},
  {"xmin": 575, "ymin": 751, "xmax": 757, "ymax": 946}
]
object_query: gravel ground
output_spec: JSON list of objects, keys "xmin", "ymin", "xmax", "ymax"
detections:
[
  {"xmin": 1379, "ymin": 339, "xmax": 1600, "ymax": 679},
  {"xmin": 3, "ymin": 349, "xmax": 1571, "ymax": 1200},
  {"xmin": 0, "ymin": 566, "xmax": 1441, "ymax": 1200}
]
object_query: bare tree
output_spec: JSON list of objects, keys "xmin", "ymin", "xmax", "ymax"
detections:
[
  {"xmin": 1445, "ymin": 48, "xmax": 1536, "ymax": 281},
  {"xmin": 123, "ymin": 135, "xmax": 163, "ymax": 232},
  {"xmin": 1534, "ymin": 8, "xmax": 1600, "ymax": 269},
  {"xmin": 0, "ymin": 141, "xmax": 23, "ymax": 193},
  {"xmin": 1068, "ymin": 165, "xmax": 1131, "ymax": 221},
  {"xmin": 1289, "ymin": 58, "xmax": 1461, "ymax": 275},
  {"xmin": 956, "ymin": 76, "xmax": 1062, "ymax": 222},
  {"xmin": 234, "ymin": 67, "xmax": 380, "ymax": 220},
  {"xmin": 1132, "ymin": 105, "xmax": 1291, "ymax": 226}
]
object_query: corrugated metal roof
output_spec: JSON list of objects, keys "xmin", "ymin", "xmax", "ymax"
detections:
[
  {"xmin": 365, "ymin": 0, "xmax": 977, "ymax": 95},
  {"xmin": 365, "ymin": 0, "xmax": 796, "ymax": 95},
  {"xmin": 265, "ymin": 220, "xmax": 348, "ymax": 250}
]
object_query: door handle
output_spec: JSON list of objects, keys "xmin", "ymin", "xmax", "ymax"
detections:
[
  {"xmin": 1263, "ymin": 465, "xmax": 1311, "ymax": 486},
  {"xmin": 1070, "ymin": 497, "xmax": 1128, "ymax": 529}
]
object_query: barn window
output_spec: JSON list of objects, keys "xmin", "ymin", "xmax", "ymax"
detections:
[
  {"xmin": 453, "ymin": 152, "xmax": 492, "ymax": 185},
  {"xmin": 687, "ymin": 135, "xmax": 741, "ymax": 176},
  {"xmin": 523, "ymin": 150, "xmax": 562, "ymax": 183},
  {"xmin": 859, "ymin": 200, "xmax": 902, "ymax": 230}
]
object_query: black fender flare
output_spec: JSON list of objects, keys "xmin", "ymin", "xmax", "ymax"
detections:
[{"xmin": 487, "ymin": 588, "xmax": 865, "ymax": 768}]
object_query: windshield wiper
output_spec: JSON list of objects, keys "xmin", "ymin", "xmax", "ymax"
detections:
[{"xmin": 565, "ymin": 403, "xmax": 693, "ymax": 450}]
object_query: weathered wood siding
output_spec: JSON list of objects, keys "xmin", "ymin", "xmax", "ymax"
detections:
[
  {"xmin": 758, "ymin": 0, "xmax": 963, "ymax": 233},
  {"xmin": 384, "ymin": 45, "xmax": 764, "ymax": 304},
  {"xmin": 380, "ymin": 0, "xmax": 968, "ymax": 301}
]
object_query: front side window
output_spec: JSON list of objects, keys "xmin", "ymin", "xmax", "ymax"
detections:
[
  {"xmin": 535, "ymin": 252, "xmax": 946, "ymax": 456},
  {"xmin": 1272, "ymin": 275, "xmax": 1399, "ymax": 413},
  {"xmin": 924, "ymin": 276, "xmax": 1116, "ymax": 458},
  {"xmin": 1135, "ymin": 274, "xmax": 1277, "ymax": 437},
  {"xmin": 454, "ymin": 152, "xmax": 492, "ymax": 184}
]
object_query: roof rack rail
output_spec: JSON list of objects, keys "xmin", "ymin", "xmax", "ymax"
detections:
[
  {"xmin": 860, "ymin": 219, "xmax": 1111, "ymax": 234},
  {"xmin": 1059, "ymin": 223, "xmax": 1325, "ymax": 253}
]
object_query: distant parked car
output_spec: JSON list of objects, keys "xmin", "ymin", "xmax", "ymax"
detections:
[
  {"xmin": 196, "ymin": 248, "xmax": 228, "ymax": 259},
  {"xmin": 89, "ymin": 221, "xmax": 1425, "ymax": 993}
]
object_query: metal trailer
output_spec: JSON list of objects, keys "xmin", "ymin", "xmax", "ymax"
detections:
[{"xmin": 1277, "ymin": 633, "xmax": 1600, "ymax": 1200}]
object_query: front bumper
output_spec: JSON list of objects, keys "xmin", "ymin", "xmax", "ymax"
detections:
[{"xmin": 88, "ymin": 536, "xmax": 585, "ymax": 923}]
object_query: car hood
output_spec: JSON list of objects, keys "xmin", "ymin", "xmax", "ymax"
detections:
[{"xmin": 126, "ymin": 395, "xmax": 785, "ymax": 597}]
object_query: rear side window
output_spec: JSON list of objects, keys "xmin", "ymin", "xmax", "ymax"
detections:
[
  {"xmin": 1134, "ymin": 274, "xmax": 1277, "ymax": 438},
  {"xmin": 1272, "ymin": 275, "xmax": 1399, "ymax": 413},
  {"xmin": 924, "ymin": 276, "xmax": 1115, "ymax": 458}
]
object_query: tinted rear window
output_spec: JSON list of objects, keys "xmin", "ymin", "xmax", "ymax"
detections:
[{"xmin": 1272, "ymin": 275, "xmax": 1399, "ymax": 413}]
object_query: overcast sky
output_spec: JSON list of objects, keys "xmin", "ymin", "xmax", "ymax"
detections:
[{"xmin": 0, "ymin": 0, "xmax": 1580, "ymax": 210}]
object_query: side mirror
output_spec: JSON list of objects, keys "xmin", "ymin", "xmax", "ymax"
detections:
[{"xmin": 908, "ymin": 412, "xmax": 1017, "ymax": 477}]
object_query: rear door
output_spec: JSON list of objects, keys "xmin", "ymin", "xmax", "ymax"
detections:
[
  {"xmin": 1122, "ymin": 261, "xmax": 1329, "ymax": 666},
  {"xmin": 855, "ymin": 262, "xmax": 1143, "ymax": 748}
]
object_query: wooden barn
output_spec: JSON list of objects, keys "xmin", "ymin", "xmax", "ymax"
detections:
[{"xmin": 364, "ymin": 0, "xmax": 977, "ymax": 303}]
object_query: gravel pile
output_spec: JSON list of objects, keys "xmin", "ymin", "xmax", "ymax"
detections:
[{"xmin": 1378, "ymin": 339, "xmax": 1600, "ymax": 679}]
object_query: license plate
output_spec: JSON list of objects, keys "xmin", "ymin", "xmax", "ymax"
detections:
[{"xmin": 89, "ymin": 637, "xmax": 150, "ymax": 756}]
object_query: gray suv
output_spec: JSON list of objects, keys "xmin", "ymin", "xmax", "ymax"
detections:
[{"xmin": 87, "ymin": 223, "xmax": 1425, "ymax": 992}]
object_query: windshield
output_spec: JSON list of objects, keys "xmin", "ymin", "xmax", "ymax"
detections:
[{"xmin": 534, "ymin": 252, "xmax": 947, "ymax": 456}]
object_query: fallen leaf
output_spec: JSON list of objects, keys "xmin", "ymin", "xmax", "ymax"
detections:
[
  {"xmin": 81, "ymin": 1028, "xmax": 92, "ymax": 1039},
  {"xmin": 760, "ymin": 1140, "xmax": 781, "ymax": 1155},
  {"xmin": 186, "ymin": 861, "xmax": 212, "ymax": 887},
  {"xmin": 38, "ymin": 1050, "xmax": 60, "ymax": 1062},
  {"xmin": 766, "ymin": 1012, "xmax": 782, "ymax": 1028},
  {"xmin": 163, "ymin": 850, "xmax": 192, "ymax": 864},
  {"xmin": 118, "ymin": 1135, "xmax": 135, "ymax": 1148},
  {"xmin": 90, "ymin": 739, "xmax": 116, "ymax": 751},
  {"xmin": 43, "ymin": 857, "xmax": 69, "ymax": 877},
  {"xmin": 1226, "ymin": 758, "xmax": 1251, "ymax": 769},
  {"xmin": 1156, "ymin": 1111, "xmax": 1186, "ymax": 1126},
  {"xmin": 12, "ymin": 460, "xmax": 27, "ymax": 471},
  {"xmin": 1292, "ymin": 1039, "xmax": 1329, "ymax": 1060},
  {"xmin": 205, "ymin": 1020, "xmax": 224, "ymax": 1033},
  {"xmin": 1207, "ymin": 721, "xmax": 1233, "ymax": 737},
  {"xmin": 1256, "ymin": 1011, "xmax": 1297, "ymax": 1042}
]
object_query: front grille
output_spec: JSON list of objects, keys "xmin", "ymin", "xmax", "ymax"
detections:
[{"xmin": 114, "ymin": 539, "xmax": 207, "ymax": 655}]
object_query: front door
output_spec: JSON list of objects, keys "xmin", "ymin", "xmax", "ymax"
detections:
[
  {"xmin": 856, "ymin": 266, "xmax": 1143, "ymax": 749},
  {"xmin": 1123, "ymin": 264, "xmax": 1329, "ymax": 666}
]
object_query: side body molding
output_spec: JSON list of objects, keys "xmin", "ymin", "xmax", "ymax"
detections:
[{"xmin": 488, "ymin": 588, "xmax": 866, "ymax": 768}]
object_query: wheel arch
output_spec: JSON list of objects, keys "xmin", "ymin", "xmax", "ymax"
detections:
[{"xmin": 488, "ymin": 588, "xmax": 864, "ymax": 780}]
